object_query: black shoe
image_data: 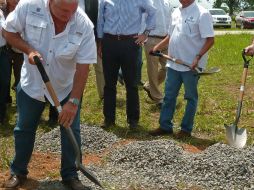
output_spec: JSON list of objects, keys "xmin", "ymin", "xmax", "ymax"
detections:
[
  {"xmin": 4, "ymin": 174, "xmax": 27, "ymax": 188},
  {"xmin": 149, "ymin": 128, "xmax": 173, "ymax": 136},
  {"xmin": 101, "ymin": 120, "xmax": 115, "ymax": 129},
  {"xmin": 143, "ymin": 86, "xmax": 155, "ymax": 101},
  {"xmin": 62, "ymin": 178, "xmax": 90, "ymax": 190}
]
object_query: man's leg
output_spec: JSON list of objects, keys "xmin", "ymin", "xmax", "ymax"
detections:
[
  {"xmin": 121, "ymin": 39, "xmax": 140, "ymax": 126},
  {"xmin": 159, "ymin": 68, "xmax": 182, "ymax": 131},
  {"xmin": 10, "ymin": 84, "xmax": 45, "ymax": 176},
  {"xmin": 60, "ymin": 96, "xmax": 81, "ymax": 180},
  {"xmin": 93, "ymin": 56, "xmax": 105, "ymax": 100},
  {"xmin": 102, "ymin": 37, "xmax": 121, "ymax": 124},
  {"xmin": 181, "ymin": 71, "xmax": 199, "ymax": 133},
  {"xmin": 0, "ymin": 48, "xmax": 11, "ymax": 123},
  {"xmin": 144, "ymin": 38, "xmax": 166, "ymax": 102}
]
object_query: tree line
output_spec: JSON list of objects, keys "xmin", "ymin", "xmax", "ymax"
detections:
[{"xmin": 214, "ymin": 0, "xmax": 254, "ymax": 15}]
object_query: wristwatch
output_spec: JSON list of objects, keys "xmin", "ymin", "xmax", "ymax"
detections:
[
  {"xmin": 68, "ymin": 98, "xmax": 80, "ymax": 106},
  {"xmin": 143, "ymin": 29, "xmax": 150, "ymax": 37}
]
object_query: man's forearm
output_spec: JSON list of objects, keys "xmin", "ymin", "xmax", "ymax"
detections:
[
  {"xmin": 70, "ymin": 63, "xmax": 90, "ymax": 100},
  {"xmin": 2, "ymin": 29, "xmax": 33, "ymax": 55},
  {"xmin": 155, "ymin": 35, "xmax": 170, "ymax": 51}
]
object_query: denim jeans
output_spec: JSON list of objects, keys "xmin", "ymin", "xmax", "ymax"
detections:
[
  {"xmin": 159, "ymin": 68, "xmax": 199, "ymax": 133},
  {"xmin": 10, "ymin": 84, "xmax": 81, "ymax": 180}
]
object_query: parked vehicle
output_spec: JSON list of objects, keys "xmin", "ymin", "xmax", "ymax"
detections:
[
  {"xmin": 209, "ymin": 8, "xmax": 232, "ymax": 28},
  {"xmin": 235, "ymin": 11, "xmax": 254, "ymax": 29}
]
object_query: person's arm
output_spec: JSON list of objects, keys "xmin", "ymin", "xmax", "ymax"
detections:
[
  {"xmin": 97, "ymin": 0, "xmax": 104, "ymax": 58},
  {"xmin": 134, "ymin": 0, "xmax": 156, "ymax": 46},
  {"xmin": 3, "ymin": 30, "xmax": 42, "ymax": 64},
  {"xmin": 151, "ymin": 35, "xmax": 170, "ymax": 52},
  {"xmin": 58, "ymin": 63, "xmax": 90, "ymax": 128},
  {"xmin": 244, "ymin": 38, "xmax": 254, "ymax": 56},
  {"xmin": 191, "ymin": 37, "xmax": 214, "ymax": 69}
]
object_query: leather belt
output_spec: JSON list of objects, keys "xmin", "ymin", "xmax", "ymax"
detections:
[
  {"xmin": 104, "ymin": 33, "xmax": 137, "ymax": 40},
  {"xmin": 149, "ymin": 35, "xmax": 166, "ymax": 39}
]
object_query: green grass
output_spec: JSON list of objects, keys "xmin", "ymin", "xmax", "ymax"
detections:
[{"xmin": 1, "ymin": 34, "xmax": 254, "ymax": 171}]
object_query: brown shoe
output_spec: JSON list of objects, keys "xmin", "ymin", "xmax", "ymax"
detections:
[
  {"xmin": 174, "ymin": 130, "xmax": 191, "ymax": 139},
  {"xmin": 62, "ymin": 177, "xmax": 90, "ymax": 190},
  {"xmin": 149, "ymin": 127, "xmax": 173, "ymax": 136},
  {"xmin": 4, "ymin": 174, "xmax": 27, "ymax": 188}
]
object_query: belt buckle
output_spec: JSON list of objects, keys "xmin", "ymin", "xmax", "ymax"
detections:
[{"xmin": 117, "ymin": 35, "xmax": 120, "ymax": 40}]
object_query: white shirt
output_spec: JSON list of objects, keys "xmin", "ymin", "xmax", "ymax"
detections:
[
  {"xmin": 0, "ymin": 9, "xmax": 6, "ymax": 47},
  {"xmin": 140, "ymin": 0, "xmax": 172, "ymax": 36},
  {"xmin": 4, "ymin": 0, "xmax": 97, "ymax": 104},
  {"xmin": 167, "ymin": 2, "xmax": 214, "ymax": 71},
  {"xmin": 79, "ymin": 0, "xmax": 85, "ymax": 11}
]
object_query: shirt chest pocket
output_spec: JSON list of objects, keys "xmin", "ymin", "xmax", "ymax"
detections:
[
  {"xmin": 182, "ymin": 18, "xmax": 199, "ymax": 37},
  {"xmin": 25, "ymin": 16, "xmax": 47, "ymax": 45},
  {"xmin": 55, "ymin": 34, "xmax": 82, "ymax": 61}
]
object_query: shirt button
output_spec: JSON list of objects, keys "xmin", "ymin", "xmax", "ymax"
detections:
[{"xmin": 49, "ymin": 50, "xmax": 52, "ymax": 53}]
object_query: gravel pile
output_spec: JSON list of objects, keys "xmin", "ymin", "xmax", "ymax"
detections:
[
  {"xmin": 34, "ymin": 126, "xmax": 254, "ymax": 190},
  {"xmin": 35, "ymin": 125, "xmax": 120, "ymax": 154}
]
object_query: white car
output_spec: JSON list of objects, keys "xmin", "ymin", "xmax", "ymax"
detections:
[{"xmin": 209, "ymin": 8, "xmax": 232, "ymax": 28}]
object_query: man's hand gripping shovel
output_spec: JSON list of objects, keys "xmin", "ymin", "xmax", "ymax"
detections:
[
  {"xmin": 224, "ymin": 50, "xmax": 253, "ymax": 148},
  {"xmin": 33, "ymin": 56, "xmax": 104, "ymax": 188}
]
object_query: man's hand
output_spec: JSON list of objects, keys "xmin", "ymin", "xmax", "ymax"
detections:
[
  {"xmin": 134, "ymin": 34, "xmax": 148, "ymax": 46},
  {"xmin": 28, "ymin": 51, "xmax": 43, "ymax": 65},
  {"xmin": 244, "ymin": 44, "xmax": 254, "ymax": 56},
  {"xmin": 58, "ymin": 102, "xmax": 78, "ymax": 128},
  {"xmin": 191, "ymin": 56, "xmax": 199, "ymax": 70}
]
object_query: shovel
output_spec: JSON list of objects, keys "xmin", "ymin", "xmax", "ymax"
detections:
[
  {"xmin": 33, "ymin": 56, "xmax": 103, "ymax": 188},
  {"xmin": 149, "ymin": 51, "xmax": 220, "ymax": 76},
  {"xmin": 224, "ymin": 49, "xmax": 253, "ymax": 148}
]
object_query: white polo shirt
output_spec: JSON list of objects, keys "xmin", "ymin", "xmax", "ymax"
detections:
[
  {"xmin": 4, "ymin": 0, "xmax": 97, "ymax": 104},
  {"xmin": 167, "ymin": 2, "xmax": 214, "ymax": 71},
  {"xmin": 0, "ymin": 10, "xmax": 6, "ymax": 47}
]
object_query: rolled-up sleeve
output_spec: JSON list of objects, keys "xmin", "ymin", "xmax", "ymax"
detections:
[
  {"xmin": 142, "ymin": 0, "xmax": 156, "ymax": 31},
  {"xmin": 97, "ymin": 0, "xmax": 105, "ymax": 38}
]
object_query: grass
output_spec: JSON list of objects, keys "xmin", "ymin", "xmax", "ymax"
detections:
[{"xmin": 1, "ymin": 34, "xmax": 254, "ymax": 172}]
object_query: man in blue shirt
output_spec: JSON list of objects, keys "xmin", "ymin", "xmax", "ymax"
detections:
[{"xmin": 97, "ymin": 0, "xmax": 156, "ymax": 128}]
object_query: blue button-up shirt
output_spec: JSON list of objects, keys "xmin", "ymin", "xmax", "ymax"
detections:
[{"xmin": 97, "ymin": 0, "xmax": 156, "ymax": 38}]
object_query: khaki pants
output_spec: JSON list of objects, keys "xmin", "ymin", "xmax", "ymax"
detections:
[
  {"xmin": 94, "ymin": 56, "xmax": 105, "ymax": 99},
  {"xmin": 144, "ymin": 37, "xmax": 167, "ymax": 103}
]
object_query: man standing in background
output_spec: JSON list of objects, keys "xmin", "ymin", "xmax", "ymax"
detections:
[
  {"xmin": 97, "ymin": 0, "xmax": 156, "ymax": 129},
  {"xmin": 150, "ymin": 0, "xmax": 214, "ymax": 138},
  {"xmin": 143, "ymin": 0, "xmax": 172, "ymax": 109}
]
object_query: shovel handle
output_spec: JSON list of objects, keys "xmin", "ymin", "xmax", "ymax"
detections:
[{"xmin": 34, "ymin": 56, "xmax": 62, "ymax": 112}]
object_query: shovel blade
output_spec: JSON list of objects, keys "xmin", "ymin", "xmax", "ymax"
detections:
[
  {"xmin": 79, "ymin": 164, "xmax": 103, "ymax": 188},
  {"xmin": 225, "ymin": 124, "xmax": 247, "ymax": 148}
]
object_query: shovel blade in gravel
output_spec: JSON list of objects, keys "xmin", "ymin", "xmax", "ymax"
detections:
[
  {"xmin": 225, "ymin": 124, "xmax": 247, "ymax": 148},
  {"xmin": 79, "ymin": 164, "xmax": 103, "ymax": 188}
]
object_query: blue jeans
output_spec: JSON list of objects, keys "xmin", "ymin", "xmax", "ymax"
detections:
[
  {"xmin": 10, "ymin": 84, "xmax": 81, "ymax": 180},
  {"xmin": 159, "ymin": 68, "xmax": 199, "ymax": 133}
]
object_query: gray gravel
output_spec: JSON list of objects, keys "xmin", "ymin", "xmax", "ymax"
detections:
[
  {"xmin": 34, "ymin": 124, "xmax": 254, "ymax": 190},
  {"xmin": 35, "ymin": 125, "xmax": 120, "ymax": 154}
]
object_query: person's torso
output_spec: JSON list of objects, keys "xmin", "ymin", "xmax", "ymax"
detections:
[
  {"xmin": 167, "ymin": 3, "xmax": 212, "ymax": 70},
  {"xmin": 101, "ymin": 0, "xmax": 145, "ymax": 35}
]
